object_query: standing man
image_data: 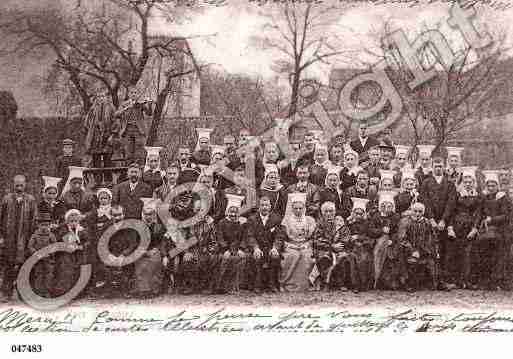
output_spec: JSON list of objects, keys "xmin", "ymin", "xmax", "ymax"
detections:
[
  {"xmin": 245, "ymin": 196, "xmax": 285, "ymax": 293},
  {"xmin": 112, "ymin": 163, "xmax": 153, "ymax": 219},
  {"xmin": 350, "ymin": 121, "xmax": 379, "ymax": 164},
  {"xmin": 83, "ymin": 87, "xmax": 117, "ymax": 170},
  {"xmin": 419, "ymin": 157, "xmax": 456, "ymax": 290},
  {"xmin": 0, "ymin": 175, "xmax": 38, "ymax": 302},
  {"xmin": 114, "ymin": 86, "xmax": 153, "ymax": 164}
]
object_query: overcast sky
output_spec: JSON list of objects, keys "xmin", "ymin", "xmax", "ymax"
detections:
[{"xmin": 153, "ymin": 0, "xmax": 513, "ymax": 83}]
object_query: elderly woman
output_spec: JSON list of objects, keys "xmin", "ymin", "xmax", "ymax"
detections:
[
  {"xmin": 132, "ymin": 203, "xmax": 168, "ymax": 298},
  {"xmin": 213, "ymin": 194, "xmax": 247, "ymax": 294},
  {"xmin": 312, "ymin": 201, "xmax": 351, "ymax": 291},
  {"xmin": 347, "ymin": 198, "xmax": 374, "ymax": 292},
  {"xmin": 280, "ymin": 193, "xmax": 317, "ymax": 292},
  {"xmin": 446, "ymin": 167, "xmax": 480, "ymax": 289},
  {"xmin": 399, "ymin": 202, "xmax": 437, "ymax": 292},
  {"xmin": 369, "ymin": 191, "xmax": 401, "ymax": 289},
  {"xmin": 54, "ymin": 209, "xmax": 91, "ymax": 297}
]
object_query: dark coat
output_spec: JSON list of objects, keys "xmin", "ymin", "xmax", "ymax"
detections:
[
  {"xmin": 477, "ymin": 192, "xmax": 510, "ymax": 239},
  {"xmin": 215, "ymin": 218, "xmax": 246, "ymax": 253},
  {"xmin": 309, "ymin": 164, "xmax": 328, "ymax": 187},
  {"xmin": 258, "ymin": 187, "xmax": 287, "ymax": 218},
  {"xmin": 0, "ymin": 193, "xmax": 38, "ymax": 263},
  {"xmin": 38, "ymin": 199, "xmax": 66, "ymax": 227},
  {"xmin": 60, "ymin": 190, "xmax": 97, "ymax": 215},
  {"xmin": 245, "ymin": 213, "xmax": 285, "ymax": 252},
  {"xmin": 112, "ymin": 180, "xmax": 153, "ymax": 219},
  {"xmin": 448, "ymin": 190, "xmax": 481, "ymax": 238},
  {"xmin": 419, "ymin": 175, "xmax": 456, "ymax": 222}
]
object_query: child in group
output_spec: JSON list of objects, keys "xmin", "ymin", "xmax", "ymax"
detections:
[{"xmin": 28, "ymin": 212, "xmax": 57, "ymax": 298}]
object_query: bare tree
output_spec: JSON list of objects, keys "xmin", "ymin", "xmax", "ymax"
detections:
[
  {"xmin": 0, "ymin": 0, "xmax": 202, "ymax": 140},
  {"xmin": 250, "ymin": 2, "xmax": 354, "ymax": 117},
  {"xmin": 357, "ymin": 19, "xmax": 506, "ymax": 156},
  {"xmin": 201, "ymin": 68, "xmax": 287, "ymax": 134}
]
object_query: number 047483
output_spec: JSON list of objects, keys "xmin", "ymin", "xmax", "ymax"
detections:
[{"xmin": 10, "ymin": 345, "xmax": 42, "ymax": 353}]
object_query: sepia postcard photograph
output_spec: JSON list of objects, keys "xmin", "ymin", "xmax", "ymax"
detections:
[{"xmin": 0, "ymin": 0, "xmax": 512, "ymax": 357}]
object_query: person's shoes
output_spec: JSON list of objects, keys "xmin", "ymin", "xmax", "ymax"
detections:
[
  {"xmin": 406, "ymin": 287, "xmax": 416, "ymax": 293},
  {"xmin": 351, "ymin": 288, "xmax": 359, "ymax": 294}
]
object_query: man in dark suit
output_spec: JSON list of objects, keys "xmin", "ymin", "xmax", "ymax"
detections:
[
  {"xmin": 245, "ymin": 196, "xmax": 286, "ymax": 293},
  {"xmin": 419, "ymin": 157, "xmax": 456, "ymax": 290},
  {"xmin": 112, "ymin": 163, "xmax": 153, "ymax": 219},
  {"xmin": 350, "ymin": 121, "xmax": 379, "ymax": 163}
]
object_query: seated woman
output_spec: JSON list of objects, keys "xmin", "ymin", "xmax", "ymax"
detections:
[
  {"xmin": 346, "ymin": 198, "xmax": 374, "ymax": 292},
  {"xmin": 368, "ymin": 191, "xmax": 401, "ymax": 290},
  {"xmin": 399, "ymin": 202, "xmax": 437, "ymax": 292},
  {"xmin": 175, "ymin": 198, "xmax": 218, "ymax": 295},
  {"xmin": 312, "ymin": 201, "xmax": 352, "ymax": 291},
  {"xmin": 54, "ymin": 209, "xmax": 91, "ymax": 298},
  {"xmin": 280, "ymin": 193, "xmax": 317, "ymax": 292},
  {"xmin": 131, "ymin": 202, "xmax": 169, "ymax": 298},
  {"xmin": 214, "ymin": 194, "xmax": 247, "ymax": 294}
]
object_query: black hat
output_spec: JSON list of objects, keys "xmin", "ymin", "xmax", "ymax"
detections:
[{"xmin": 37, "ymin": 212, "xmax": 52, "ymax": 223}]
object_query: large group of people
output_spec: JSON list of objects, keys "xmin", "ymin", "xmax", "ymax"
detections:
[{"xmin": 1, "ymin": 121, "xmax": 513, "ymax": 304}]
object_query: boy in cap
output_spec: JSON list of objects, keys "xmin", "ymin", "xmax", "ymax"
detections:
[
  {"xmin": 28, "ymin": 212, "xmax": 57, "ymax": 298},
  {"xmin": 142, "ymin": 146, "xmax": 164, "ymax": 192},
  {"xmin": 55, "ymin": 139, "xmax": 82, "ymax": 192}
]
